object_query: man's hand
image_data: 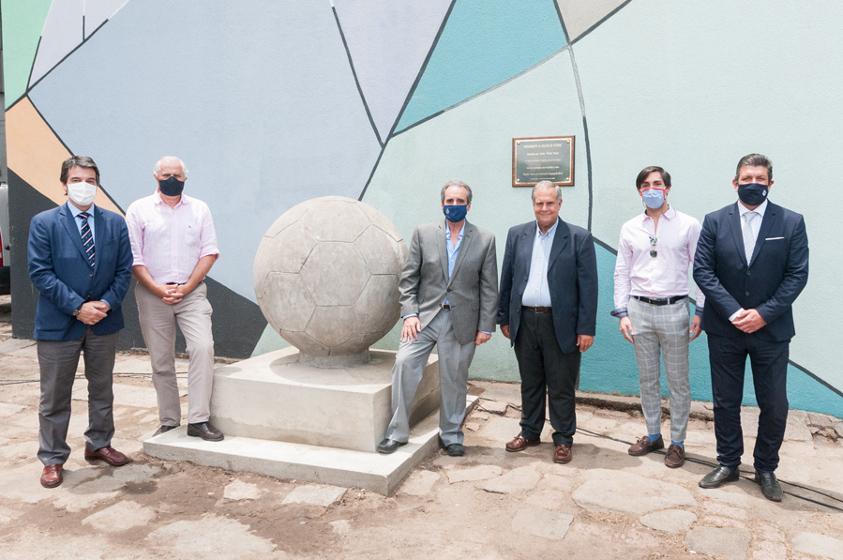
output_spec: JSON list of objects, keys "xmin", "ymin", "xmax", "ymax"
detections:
[
  {"xmin": 619, "ymin": 317, "xmax": 634, "ymax": 343},
  {"xmin": 401, "ymin": 316, "xmax": 422, "ymax": 342},
  {"xmin": 501, "ymin": 325, "xmax": 510, "ymax": 339},
  {"xmin": 173, "ymin": 283, "xmax": 197, "ymax": 299},
  {"xmin": 157, "ymin": 284, "xmax": 183, "ymax": 305},
  {"xmin": 577, "ymin": 334, "xmax": 594, "ymax": 353},
  {"xmin": 689, "ymin": 315, "xmax": 702, "ymax": 341},
  {"xmin": 474, "ymin": 331, "xmax": 491, "ymax": 346},
  {"xmin": 732, "ymin": 308, "xmax": 766, "ymax": 333},
  {"xmin": 76, "ymin": 301, "xmax": 108, "ymax": 325}
]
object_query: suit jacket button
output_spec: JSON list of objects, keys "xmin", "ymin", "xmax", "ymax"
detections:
[
  {"xmin": 745, "ymin": 270, "xmax": 751, "ymax": 276},
  {"xmin": 745, "ymin": 291, "xmax": 750, "ymax": 296}
]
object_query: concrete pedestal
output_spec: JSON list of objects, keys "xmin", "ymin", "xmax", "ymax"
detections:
[{"xmin": 143, "ymin": 347, "xmax": 472, "ymax": 495}]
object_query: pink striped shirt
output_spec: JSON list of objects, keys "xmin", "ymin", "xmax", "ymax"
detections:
[{"xmin": 125, "ymin": 193, "xmax": 219, "ymax": 284}]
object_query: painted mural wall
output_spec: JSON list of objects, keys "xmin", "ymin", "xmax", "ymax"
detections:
[{"xmin": 3, "ymin": 0, "xmax": 841, "ymax": 417}]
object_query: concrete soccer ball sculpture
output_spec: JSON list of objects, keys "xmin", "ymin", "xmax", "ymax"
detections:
[{"xmin": 253, "ymin": 196, "xmax": 407, "ymax": 365}]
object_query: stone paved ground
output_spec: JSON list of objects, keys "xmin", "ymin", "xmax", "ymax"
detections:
[{"xmin": 1, "ymin": 294, "xmax": 842, "ymax": 559}]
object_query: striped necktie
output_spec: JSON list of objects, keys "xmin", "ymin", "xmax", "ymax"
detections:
[{"xmin": 79, "ymin": 212, "xmax": 96, "ymax": 267}]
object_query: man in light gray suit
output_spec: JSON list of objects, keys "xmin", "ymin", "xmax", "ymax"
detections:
[{"xmin": 377, "ymin": 180, "xmax": 498, "ymax": 457}]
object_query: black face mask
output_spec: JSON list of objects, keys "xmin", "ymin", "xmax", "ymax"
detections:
[
  {"xmin": 159, "ymin": 176, "xmax": 185, "ymax": 197},
  {"xmin": 737, "ymin": 182, "xmax": 768, "ymax": 206}
]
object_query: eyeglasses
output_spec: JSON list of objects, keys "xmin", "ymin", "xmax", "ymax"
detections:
[{"xmin": 649, "ymin": 235, "xmax": 657, "ymax": 258}]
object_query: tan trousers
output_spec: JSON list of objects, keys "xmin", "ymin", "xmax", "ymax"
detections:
[{"xmin": 135, "ymin": 282, "xmax": 215, "ymax": 426}]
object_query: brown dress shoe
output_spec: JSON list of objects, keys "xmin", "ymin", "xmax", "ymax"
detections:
[
  {"xmin": 553, "ymin": 444, "xmax": 572, "ymax": 464},
  {"xmin": 40, "ymin": 464, "xmax": 63, "ymax": 488},
  {"xmin": 505, "ymin": 434, "xmax": 540, "ymax": 452},
  {"xmin": 627, "ymin": 435, "xmax": 664, "ymax": 456},
  {"xmin": 664, "ymin": 444, "xmax": 685, "ymax": 468},
  {"xmin": 84, "ymin": 445, "xmax": 131, "ymax": 467}
]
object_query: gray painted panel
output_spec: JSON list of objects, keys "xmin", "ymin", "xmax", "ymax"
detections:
[
  {"xmin": 334, "ymin": 0, "xmax": 450, "ymax": 139},
  {"xmin": 30, "ymin": 0, "xmax": 84, "ymax": 85},
  {"xmin": 84, "ymin": 0, "xmax": 130, "ymax": 37},
  {"xmin": 29, "ymin": 0, "xmax": 381, "ymax": 302}
]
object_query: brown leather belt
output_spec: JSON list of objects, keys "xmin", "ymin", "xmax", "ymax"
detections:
[{"xmin": 522, "ymin": 306, "xmax": 552, "ymax": 314}]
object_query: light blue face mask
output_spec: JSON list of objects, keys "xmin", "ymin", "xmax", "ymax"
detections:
[
  {"xmin": 443, "ymin": 204, "xmax": 468, "ymax": 222},
  {"xmin": 641, "ymin": 188, "xmax": 666, "ymax": 209}
]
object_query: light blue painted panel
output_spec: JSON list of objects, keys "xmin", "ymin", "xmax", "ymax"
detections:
[
  {"xmin": 396, "ymin": 0, "xmax": 566, "ymax": 132},
  {"xmin": 29, "ymin": 0, "xmax": 381, "ymax": 302}
]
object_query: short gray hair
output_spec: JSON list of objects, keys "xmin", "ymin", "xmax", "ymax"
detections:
[
  {"xmin": 440, "ymin": 179, "xmax": 472, "ymax": 204},
  {"xmin": 153, "ymin": 156, "xmax": 189, "ymax": 178},
  {"xmin": 531, "ymin": 180, "xmax": 561, "ymax": 202}
]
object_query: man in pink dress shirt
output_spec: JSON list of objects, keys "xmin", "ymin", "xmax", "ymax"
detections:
[
  {"xmin": 125, "ymin": 156, "xmax": 223, "ymax": 441},
  {"xmin": 612, "ymin": 166, "xmax": 705, "ymax": 468}
]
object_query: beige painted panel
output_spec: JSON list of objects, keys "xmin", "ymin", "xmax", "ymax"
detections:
[
  {"xmin": 556, "ymin": 0, "xmax": 626, "ymax": 41},
  {"xmin": 6, "ymin": 97, "xmax": 121, "ymax": 214}
]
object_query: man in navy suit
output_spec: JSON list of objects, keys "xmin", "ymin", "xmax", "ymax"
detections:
[
  {"xmin": 694, "ymin": 153, "xmax": 808, "ymax": 501},
  {"xmin": 28, "ymin": 156, "xmax": 133, "ymax": 488},
  {"xmin": 498, "ymin": 181, "xmax": 598, "ymax": 464}
]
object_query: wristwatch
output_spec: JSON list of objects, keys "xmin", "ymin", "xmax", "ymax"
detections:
[{"xmin": 72, "ymin": 305, "xmax": 82, "ymax": 317}]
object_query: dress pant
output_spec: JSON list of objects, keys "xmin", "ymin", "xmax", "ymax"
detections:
[
  {"xmin": 707, "ymin": 333, "xmax": 789, "ymax": 472},
  {"xmin": 515, "ymin": 308, "xmax": 580, "ymax": 446},
  {"xmin": 385, "ymin": 308, "xmax": 477, "ymax": 446},
  {"xmin": 135, "ymin": 282, "xmax": 215, "ymax": 426},
  {"xmin": 628, "ymin": 298, "xmax": 691, "ymax": 442},
  {"xmin": 37, "ymin": 329, "xmax": 118, "ymax": 465}
]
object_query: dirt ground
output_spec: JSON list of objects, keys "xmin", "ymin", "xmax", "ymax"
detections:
[{"xmin": 1, "ymin": 295, "xmax": 842, "ymax": 560}]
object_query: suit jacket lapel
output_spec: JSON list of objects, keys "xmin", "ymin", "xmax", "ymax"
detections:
[
  {"xmin": 750, "ymin": 202, "xmax": 777, "ymax": 267},
  {"xmin": 437, "ymin": 222, "xmax": 449, "ymax": 283},
  {"xmin": 448, "ymin": 222, "xmax": 474, "ymax": 285},
  {"xmin": 60, "ymin": 203, "xmax": 90, "ymax": 265},
  {"xmin": 547, "ymin": 218, "xmax": 569, "ymax": 269},
  {"xmin": 728, "ymin": 203, "xmax": 747, "ymax": 266},
  {"xmin": 521, "ymin": 222, "xmax": 536, "ymax": 271}
]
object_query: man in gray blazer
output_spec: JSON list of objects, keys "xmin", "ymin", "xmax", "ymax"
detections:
[
  {"xmin": 377, "ymin": 180, "xmax": 498, "ymax": 457},
  {"xmin": 498, "ymin": 181, "xmax": 598, "ymax": 464}
]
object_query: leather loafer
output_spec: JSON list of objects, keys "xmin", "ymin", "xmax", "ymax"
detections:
[
  {"xmin": 699, "ymin": 465, "xmax": 739, "ymax": 489},
  {"xmin": 505, "ymin": 434, "xmax": 540, "ymax": 452},
  {"xmin": 85, "ymin": 445, "xmax": 131, "ymax": 467},
  {"xmin": 187, "ymin": 421, "xmax": 224, "ymax": 442},
  {"xmin": 377, "ymin": 438, "xmax": 407, "ymax": 454},
  {"xmin": 755, "ymin": 470, "xmax": 783, "ymax": 502},
  {"xmin": 553, "ymin": 444, "xmax": 572, "ymax": 464},
  {"xmin": 664, "ymin": 444, "xmax": 685, "ymax": 468},
  {"xmin": 40, "ymin": 464, "xmax": 63, "ymax": 488},
  {"xmin": 628, "ymin": 435, "xmax": 664, "ymax": 456},
  {"xmin": 153, "ymin": 425, "xmax": 177, "ymax": 436}
]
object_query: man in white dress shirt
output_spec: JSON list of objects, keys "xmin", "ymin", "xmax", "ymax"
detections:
[{"xmin": 612, "ymin": 165, "xmax": 704, "ymax": 468}]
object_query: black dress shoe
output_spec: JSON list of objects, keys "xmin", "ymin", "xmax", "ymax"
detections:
[
  {"xmin": 153, "ymin": 425, "xmax": 177, "ymax": 436},
  {"xmin": 698, "ymin": 465, "xmax": 740, "ymax": 488},
  {"xmin": 755, "ymin": 470, "xmax": 783, "ymax": 502},
  {"xmin": 187, "ymin": 421, "xmax": 224, "ymax": 441},
  {"xmin": 444, "ymin": 443, "xmax": 465, "ymax": 457},
  {"xmin": 377, "ymin": 438, "xmax": 407, "ymax": 454}
]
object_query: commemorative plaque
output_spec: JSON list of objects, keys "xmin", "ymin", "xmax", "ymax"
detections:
[{"xmin": 512, "ymin": 135, "xmax": 575, "ymax": 187}]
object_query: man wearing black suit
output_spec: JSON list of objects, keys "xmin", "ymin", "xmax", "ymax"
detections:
[
  {"xmin": 694, "ymin": 153, "xmax": 808, "ymax": 501},
  {"xmin": 498, "ymin": 181, "xmax": 598, "ymax": 464}
]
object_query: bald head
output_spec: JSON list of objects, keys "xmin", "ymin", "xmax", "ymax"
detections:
[{"xmin": 153, "ymin": 156, "xmax": 188, "ymax": 179}]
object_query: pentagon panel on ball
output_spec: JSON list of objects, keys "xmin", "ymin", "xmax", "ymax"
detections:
[{"xmin": 254, "ymin": 197, "xmax": 407, "ymax": 367}]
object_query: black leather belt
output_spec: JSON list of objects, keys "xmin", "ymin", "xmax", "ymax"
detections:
[
  {"xmin": 441, "ymin": 304, "xmax": 452, "ymax": 310},
  {"xmin": 523, "ymin": 306, "xmax": 552, "ymax": 314},
  {"xmin": 632, "ymin": 295, "xmax": 687, "ymax": 306}
]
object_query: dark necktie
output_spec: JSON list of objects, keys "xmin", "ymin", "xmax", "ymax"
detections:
[{"xmin": 79, "ymin": 212, "xmax": 96, "ymax": 267}]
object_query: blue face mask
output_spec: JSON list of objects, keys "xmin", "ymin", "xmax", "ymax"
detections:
[
  {"xmin": 737, "ymin": 183, "xmax": 768, "ymax": 206},
  {"xmin": 443, "ymin": 204, "xmax": 468, "ymax": 223},
  {"xmin": 641, "ymin": 188, "xmax": 666, "ymax": 209}
]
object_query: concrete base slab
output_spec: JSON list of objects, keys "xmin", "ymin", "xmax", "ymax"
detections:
[{"xmin": 144, "ymin": 395, "xmax": 477, "ymax": 495}]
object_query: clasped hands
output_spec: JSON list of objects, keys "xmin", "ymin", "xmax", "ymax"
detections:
[
  {"xmin": 75, "ymin": 300, "xmax": 110, "ymax": 325},
  {"xmin": 731, "ymin": 308, "xmax": 766, "ymax": 333},
  {"xmin": 156, "ymin": 283, "xmax": 193, "ymax": 305}
]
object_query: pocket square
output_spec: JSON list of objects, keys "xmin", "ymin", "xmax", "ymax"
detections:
[{"xmin": 765, "ymin": 236, "xmax": 784, "ymax": 241}]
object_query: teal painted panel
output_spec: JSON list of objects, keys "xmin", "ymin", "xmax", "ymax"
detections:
[
  {"xmin": 581, "ymin": 243, "xmax": 843, "ymax": 418},
  {"xmin": 395, "ymin": 0, "xmax": 566, "ymax": 132}
]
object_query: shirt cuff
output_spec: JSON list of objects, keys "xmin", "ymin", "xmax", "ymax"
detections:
[
  {"xmin": 694, "ymin": 306, "xmax": 703, "ymax": 317},
  {"xmin": 610, "ymin": 307, "xmax": 628, "ymax": 318},
  {"xmin": 401, "ymin": 313, "xmax": 418, "ymax": 319},
  {"xmin": 728, "ymin": 308, "xmax": 743, "ymax": 322},
  {"xmin": 479, "ymin": 330, "xmax": 492, "ymax": 335}
]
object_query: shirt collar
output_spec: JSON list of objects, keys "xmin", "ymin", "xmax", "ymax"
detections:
[
  {"xmin": 738, "ymin": 198, "xmax": 768, "ymax": 218},
  {"xmin": 444, "ymin": 221, "xmax": 465, "ymax": 240},
  {"xmin": 67, "ymin": 201, "xmax": 96, "ymax": 217},
  {"xmin": 535, "ymin": 219, "xmax": 558, "ymax": 238},
  {"xmin": 640, "ymin": 205, "xmax": 675, "ymax": 224},
  {"xmin": 155, "ymin": 191, "xmax": 188, "ymax": 207}
]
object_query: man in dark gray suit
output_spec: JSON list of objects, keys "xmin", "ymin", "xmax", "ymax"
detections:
[
  {"xmin": 377, "ymin": 180, "xmax": 498, "ymax": 457},
  {"xmin": 498, "ymin": 181, "xmax": 598, "ymax": 464}
]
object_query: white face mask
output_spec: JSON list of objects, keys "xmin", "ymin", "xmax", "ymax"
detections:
[{"xmin": 67, "ymin": 182, "xmax": 97, "ymax": 206}]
